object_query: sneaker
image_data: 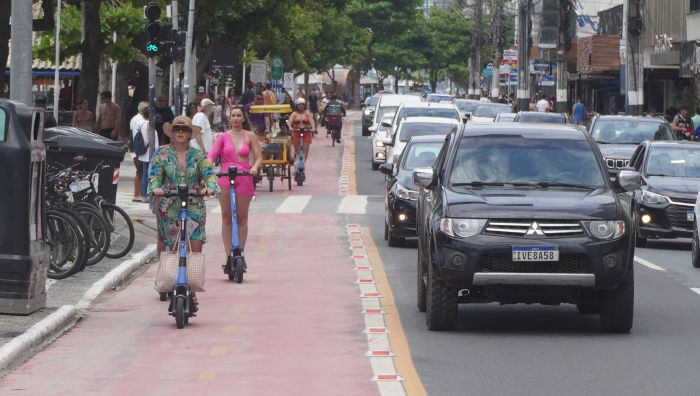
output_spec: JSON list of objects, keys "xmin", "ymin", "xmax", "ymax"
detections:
[{"xmin": 132, "ymin": 196, "xmax": 143, "ymax": 202}]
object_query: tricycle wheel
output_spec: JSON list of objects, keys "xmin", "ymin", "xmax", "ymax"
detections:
[
  {"xmin": 267, "ymin": 167, "xmax": 275, "ymax": 192},
  {"xmin": 159, "ymin": 292, "xmax": 167, "ymax": 301},
  {"xmin": 287, "ymin": 164, "xmax": 292, "ymax": 190}
]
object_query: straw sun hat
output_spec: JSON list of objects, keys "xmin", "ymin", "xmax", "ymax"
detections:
[{"xmin": 163, "ymin": 115, "xmax": 202, "ymax": 140}]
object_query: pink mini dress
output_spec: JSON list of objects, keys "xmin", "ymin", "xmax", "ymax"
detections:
[{"xmin": 208, "ymin": 132, "xmax": 254, "ymax": 196}]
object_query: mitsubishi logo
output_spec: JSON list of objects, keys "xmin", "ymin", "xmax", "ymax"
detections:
[{"xmin": 526, "ymin": 222, "xmax": 545, "ymax": 236}]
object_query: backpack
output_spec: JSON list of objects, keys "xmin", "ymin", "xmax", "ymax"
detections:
[{"xmin": 132, "ymin": 121, "xmax": 148, "ymax": 156}]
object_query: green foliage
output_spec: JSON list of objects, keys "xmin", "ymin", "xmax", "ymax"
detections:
[{"xmin": 33, "ymin": 2, "xmax": 146, "ymax": 64}]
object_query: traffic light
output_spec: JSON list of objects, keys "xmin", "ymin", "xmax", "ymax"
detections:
[{"xmin": 144, "ymin": 3, "xmax": 163, "ymax": 56}]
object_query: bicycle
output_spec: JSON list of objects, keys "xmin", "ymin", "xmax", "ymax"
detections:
[
  {"xmin": 216, "ymin": 166, "xmax": 252, "ymax": 283},
  {"xmin": 294, "ymin": 128, "xmax": 307, "ymax": 186},
  {"xmin": 156, "ymin": 184, "xmax": 208, "ymax": 329}
]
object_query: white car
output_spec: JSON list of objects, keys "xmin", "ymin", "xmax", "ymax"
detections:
[
  {"xmin": 368, "ymin": 94, "xmax": 422, "ymax": 135},
  {"xmin": 385, "ymin": 117, "xmax": 460, "ymax": 165},
  {"xmin": 386, "ymin": 102, "xmax": 463, "ymax": 137},
  {"xmin": 469, "ymin": 103, "xmax": 514, "ymax": 123},
  {"xmin": 371, "ymin": 113, "xmax": 395, "ymax": 170}
]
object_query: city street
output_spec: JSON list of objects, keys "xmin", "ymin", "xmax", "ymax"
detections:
[{"xmin": 2, "ymin": 113, "xmax": 700, "ymax": 395}]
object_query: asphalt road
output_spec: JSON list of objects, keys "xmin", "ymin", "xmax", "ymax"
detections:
[{"xmin": 351, "ymin": 123, "xmax": 700, "ymax": 396}]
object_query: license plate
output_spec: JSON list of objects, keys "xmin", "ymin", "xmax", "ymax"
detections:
[
  {"xmin": 688, "ymin": 211, "xmax": 695, "ymax": 222},
  {"xmin": 512, "ymin": 246, "xmax": 559, "ymax": 262}
]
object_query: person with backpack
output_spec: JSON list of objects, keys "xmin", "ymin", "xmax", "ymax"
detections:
[
  {"xmin": 129, "ymin": 102, "xmax": 148, "ymax": 202},
  {"xmin": 132, "ymin": 103, "xmax": 158, "ymax": 202}
]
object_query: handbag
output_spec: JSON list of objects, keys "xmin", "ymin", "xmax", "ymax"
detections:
[{"xmin": 154, "ymin": 231, "xmax": 206, "ymax": 293}]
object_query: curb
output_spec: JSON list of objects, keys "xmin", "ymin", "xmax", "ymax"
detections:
[{"xmin": 0, "ymin": 244, "xmax": 158, "ymax": 371}]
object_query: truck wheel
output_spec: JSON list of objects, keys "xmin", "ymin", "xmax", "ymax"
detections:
[
  {"xmin": 599, "ymin": 267, "xmax": 634, "ymax": 333},
  {"xmin": 425, "ymin": 257, "xmax": 458, "ymax": 330},
  {"xmin": 416, "ymin": 244, "xmax": 427, "ymax": 312}
]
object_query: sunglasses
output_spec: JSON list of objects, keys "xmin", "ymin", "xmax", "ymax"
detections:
[{"xmin": 173, "ymin": 126, "xmax": 191, "ymax": 133}]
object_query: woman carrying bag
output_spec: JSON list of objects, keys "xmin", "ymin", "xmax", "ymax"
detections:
[{"xmin": 148, "ymin": 116, "xmax": 219, "ymax": 305}]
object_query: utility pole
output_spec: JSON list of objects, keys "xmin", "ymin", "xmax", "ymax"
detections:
[
  {"xmin": 517, "ymin": 0, "xmax": 530, "ymax": 112},
  {"xmin": 10, "ymin": 0, "xmax": 32, "ymax": 106},
  {"xmin": 555, "ymin": 0, "xmax": 572, "ymax": 112},
  {"xmin": 491, "ymin": 0, "xmax": 505, "ymax": 102},
  {"xmin": 469, "ymin": 0, "xmax": 484, "ymax": 99},
  {"xmin": 624, "ymin": 0, "xmax": 644, "ymax": 115},
  {"xmin": 182, "ymin": 0, "xmax": 195, "ymax": 115},
  {"xmin": 171, "ymin": 0, "xmax": 179, "ymax": 113}
]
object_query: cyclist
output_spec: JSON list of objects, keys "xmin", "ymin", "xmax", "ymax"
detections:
[
  {"xmin": 321, "ymin": 94, "xmax": 346, "ymax": 144},
  {"xmin": 288, "ymin": 98, "xmax": 316, "ymax": 162}
]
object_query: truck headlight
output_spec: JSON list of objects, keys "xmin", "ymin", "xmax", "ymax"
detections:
[
  {"xmin": 583, "ymin": 220, "xmax": 626, "ymax": 240},
  {"xmin": 395, "ymin": 183, "xmax": 419, "ymax": 200},
  {"xmin": 375, "ymin": 140, "xmax": 384, "ymax": 147},
  {"xmin": 641, "ymin": 190, "xmax": 669, "ymax": 205},
  {"xmin": 439, "ymin": 218, "xmax": 487, "ymax": 238}
]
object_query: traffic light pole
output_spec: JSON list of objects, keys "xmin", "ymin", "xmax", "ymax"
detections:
[
  {"xmin": 182, "ymin": 0, "xmax": 195, "ymax": 116},
  {"xmin": 171, "ymin": 0, "xmax": 180, "ymax": 114},
  {"xmin": 148, "ymin": 56, "xmax": 157, "ymax": 154},
  {"xmin": 517, "ymin": 0, "xmax": 530, "ymax": 113},
  {"xmin": 10, "ymin": 0, "xmax": 32, "ymax": 106}
]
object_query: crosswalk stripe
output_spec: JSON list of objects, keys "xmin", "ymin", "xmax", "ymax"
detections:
[
  {"xmin": 338, "ymin": 195, "xmax": 368, "ymax": 214},
  {"xmin": 275, "ymin": 195, "xmax": 312, "ymax": 213}
]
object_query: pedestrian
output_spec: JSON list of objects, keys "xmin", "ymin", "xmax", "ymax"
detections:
[
  {"xmin": 241, "ymin": 83, "xmax": 255, "ymax": 105},
  {"xmin": 536, "ymin": 95, "xmax": 549, "ymax": 112},
  {"xmin": 58, "ymin": 79, "xmax": 73, "ymax": 111},
  {"xmin": 155, "ymin": 96, "xmax": 175, "ymax": 145},
  {"xmin": 647, "ymin": 105, "xmax": 659, "ymax": 118},
  {"xmin": 129, "ymin": 102, "xmax": 148, "ymax": 202},
  {"xmin": 186, "ymin": 101, "xmax": 198, "ymax": 118},
  {"xmin": 191, "ymin": 98, "xmax": 215, "ymax": 156},
  {"xmin": 35, "ymin": 96, "xmax": 57, "ymax": 128},
  {"xmin": 95, "ymin": 91, "xmax": 122, "ymax": 140},
  {"xmin": 244, "ymin": 93, "xmax": 270, "ymax": 136},
  {"xmin": 276, "ymin": 87, "xmax": 287, "ymax": 104},
  {"xmin": 672, "ymin": 105, "xmax": 694, "ymax": 141},
  {"xmin": 572, "ymin": 97, "xmax": 586, "ymax": 125},
  {"xmin": 72, "ymin": 99, "xmax": 95, "ymax": 131},
  {"xmin": 288, "ymin": 98, "xmax": 315, "ymax": 162},
  {"xmin": 224, "ymin": 88, "xmax": 238, "ymax": 125},
  {"xmin": 262, "ymin": 83, "xmax": 278, "ymax": 132},
  {"xmin": 136, "ymin": 104, "xmax": 158, "ymax": 202},
  {"xmin": 308, "ymin": 88, "xmax": 320, "ymax": 135},
  {"xmin": 609, "ymin": 96, "xmax": 619, "ymax": 115},
  {"xmin": 209, "ymin": 106, "xmax": 262, "ymax": 255},
  {"xmin": 149, "ymin": 115, "xmax": 218, "ymax": 308},
  {"xmin": 195, "ymin": 86, "xmax": 209, "ymax": 104},
  {"xmin": 529, "ymin": 97, "xmax": 537, "ymax": 111}
]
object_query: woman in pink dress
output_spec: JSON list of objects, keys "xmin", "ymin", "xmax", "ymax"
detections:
[{"xmin": 209, "ymin": 107, "xmax": 262, "ymax": 253}]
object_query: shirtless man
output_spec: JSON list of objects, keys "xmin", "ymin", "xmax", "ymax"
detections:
[{"xmin": 95, "ymin": 91, "xmax": 122, "ymax": 140}]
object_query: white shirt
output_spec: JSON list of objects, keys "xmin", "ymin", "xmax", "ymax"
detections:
[
  {"xmin": 536, "ymin": 99, "xmax": 549, "ymax": 112},
  {"xmin": 134, "ymin": 118, "xmax": 158, "ymax": 162},
  {"xmin": 191, "ymin": 111, "xmax": 213, "ymax": 152},
  {"xmin": 129, "ymin": 113, "xmax": 144, "ymax": 135}
]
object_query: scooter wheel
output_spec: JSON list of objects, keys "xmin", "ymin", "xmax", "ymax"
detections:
[
  {"xmin": 159, "ymin": 292, "xmax": 167, "ymax": 301},
  {"xmin": 233, "ymin": 256, "xmax": 246, "ymax": 284},
  {"xmin": 175, "ymin": 296, "xmax": 186, "ymax": 329}
]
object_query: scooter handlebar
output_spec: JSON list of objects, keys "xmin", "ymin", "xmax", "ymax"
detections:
[{"xmin": 216, "ymin": 165, "xmax": 253, "ymax": 178}]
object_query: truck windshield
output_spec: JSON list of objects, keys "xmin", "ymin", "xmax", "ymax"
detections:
[{"xmin": 449, "ymin": 137, "xmax": 606, "ymax": 189}]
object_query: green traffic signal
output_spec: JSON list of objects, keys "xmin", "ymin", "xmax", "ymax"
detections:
[{"xmin": 145, "ymin": 41, "xmax": 161, "ymax": 55}]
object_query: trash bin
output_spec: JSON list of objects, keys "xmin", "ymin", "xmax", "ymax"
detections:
[
  {"xmin": 0, "ymin": 99, "xmax": 50, "ymax": 315},
  {"xmin": 43, "ymin": 126, "xmax": 127, "ymax": 204}
]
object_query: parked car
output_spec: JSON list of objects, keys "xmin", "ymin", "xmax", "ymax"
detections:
[
  {"xmin": 627, "ymin": 141, "xmax": 700, "ymax": 246},
  {"xmin": 494, "ymin": 112, "xmax": 517, "ymax": 122},
  {"xmin": 371, "ymin": 113, "xmax": 396, "ymax": 170},
  {"xmin": 514, "ymin": 111, "xmax": 568, "ymax": 124},
  {"xmin": 589, "ymin": 115, "xmax": 676, "ymax": 177},
  {"xmin": 469, "ymin": 103, "xmax": 513, "ymax": 123},
  {"xmin": 364, "ymin": 94, "xmax": 422, "ymax": 137},
  {"xmin": 692, "ymin": 190, "xmax": 700, "ymax": 267},
  {"xmin": 379, "ymin": 135, "xmax": 445, "ymax": 246},
  {"xmin": 426, "ymin": 93, "xmax": 454, "ymax": 103},
  {"xmin": 387, "ymin": 102, "xmax": 463, "ymax": 137},
  {"xmin": 385, "ymin": 117, "xmax": 460, "ymax": 165},
  {"xmin": 415, "ymin": 123, "xmax": 639, "ymax": 332},
  {"xmin": 454, "ymin": 99, "xmax": 481, "ymax": 120},
  {"xmin": 362, "ymin": 95, "xmax": 380, "ymax": 136}
]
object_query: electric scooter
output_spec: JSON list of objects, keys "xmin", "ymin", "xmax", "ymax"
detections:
[
  {"xmin": 294, "ymin": 128, "xmax": 307, "ymax": 186},
  {"xmin": 216, "ymin": 166, "xmax": 252, "ymax": 283}
]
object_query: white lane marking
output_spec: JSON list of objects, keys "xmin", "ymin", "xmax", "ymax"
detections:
[
  {"xmin": 691, "ymin": 288, "xmax": 700, "ymax": 296},
  {"xmin": 634, "ymin": 256, "xmax": 666, "ymax": 272},
  {"xmin": 275, "ymin": 195, "xmax": 312, "ymax": 213},
  {"xmin": 338, "ymin": 195, "xmax": 368, "ymax": 214}
]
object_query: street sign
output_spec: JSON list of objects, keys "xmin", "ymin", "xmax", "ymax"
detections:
[
  {"xmin": 503, "ymin": 49, "xmax": 517, "ymax": 61},
  {"xmin": 284, "ymin": 72, "xmax": 295, "ymax": 88},
  {"xmin": 271, "ymin": 57, "xmax": 284, "ymax": 80},
  {"xmin": 250, "ymin": 59, "xmax": 267, "ymax": 83}
]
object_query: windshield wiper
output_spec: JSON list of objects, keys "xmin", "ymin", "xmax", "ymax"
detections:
[
  {"xmin": 646, "ymin": 173, "xmax": 670, "ymax": 177},
  {"xmin": 452, "ymin": 181, "xmax": 505, "ymax": 187},
  {"xmin": 535, "ymin": 181, "xmax": 597, "ymax": 190}
]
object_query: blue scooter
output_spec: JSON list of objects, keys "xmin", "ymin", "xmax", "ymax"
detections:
[
  {"xmin": 159, "ymin": 184, "xmax": 203, "ymax": 329},
  {"xmin": 216, "ymin": 166, "xmax": 251, "ymax": 283}
]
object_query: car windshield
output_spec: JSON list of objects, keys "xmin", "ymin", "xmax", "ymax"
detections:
[
  {"xmin": 645, "ymin": 146, "xmax": 700, "ymax": 177},
  {"xmin": 398, "ymin": 108, "xmax": 460, "ymax": 123},
  {"xmin": 449, "ymin": 137, "xmax": 606, "ymax": 188},
  {"xmin": 455, "ymin": 100, "xmax": 479, "ymax": 112},
  {"xmin": 367, "ymin": 96, "xmax": 379, "ymax": 106},
  {"xmin": 591, "ymin": 120, "xmax": 673, "ymax": 144},
  {"xmin": 398, "ymin": 123, "xmax": 456, "ymax": 142},
  {"xmin": 376, "ymin": 106, "xmax": 399, "ymax": 122},
  {"xmin": 495, "ymin": 113, "xmax": 517, "ymax": 122},
  {"xmin": 473, "ymin": 104, "xmax": 512, "ymax": 118},
  {"xmin": 402, "ymin": 142, "xmax": 443, "ymax": 170},
  {"xmin": 518, "ymin": 113, "xmax": 566, "ymax": 123},
  {"xmin": 427, "ymin": 95, "xmax": 453, "ymax": 103}
]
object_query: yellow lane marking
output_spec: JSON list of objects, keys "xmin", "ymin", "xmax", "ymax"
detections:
[
  {"xmin": 209, "ymin": 346, "xmax": 227, "ymax": 356},
  {"xmin": 198, "ymin": 371, "xmax": 217, "ymax": 381},
  {"xmin": 223, "ymin": 324, "xmax": 236, "ymax": 333},
  {"xmin": 232, "ymin": 303, "xmax": 245, "ymax": 313},
  {"xmin": 363, "ymin": 227, "xmax": 427, "ymax": 396}
]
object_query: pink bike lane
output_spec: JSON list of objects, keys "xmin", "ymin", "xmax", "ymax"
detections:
[{"xmin": 0, "ymin": 115, "xmax": 377, "ymax": 395}]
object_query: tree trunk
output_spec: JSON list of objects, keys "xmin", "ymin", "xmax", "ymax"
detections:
[
  {"xmin": 352, "ymin": 64, "xmax": 362, "ymax": 108},
  {"xmin": 430, "ymin": 68, "xmax": 438, "ymax": 93},
  {"xmin": 80, "ymin": 0, "xmax": 104, "ymax": 113},
  {"xmin": 0, "ymin": 0, "xmax": 10, "ymax": 97}
]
